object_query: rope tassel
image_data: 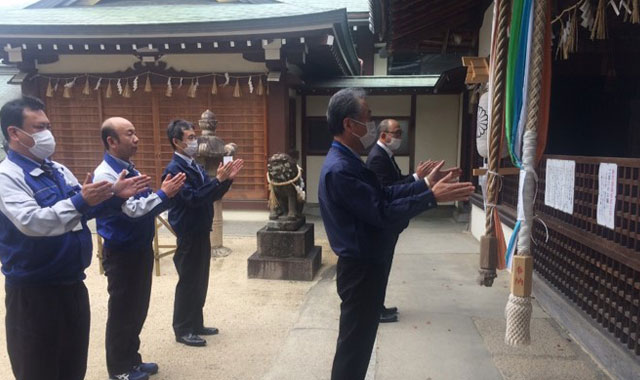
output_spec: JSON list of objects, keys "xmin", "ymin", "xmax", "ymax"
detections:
[
  {"xmin": 504, "ymin": 0, "xmax": 548, "ymax": 347},
  {"xmin": 479, "ymin": 0, "xmax": 511, "ymax": 287}
]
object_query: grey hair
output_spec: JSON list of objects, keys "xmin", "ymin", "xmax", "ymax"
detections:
[
  {"xmin": 378, "ymin": 119, "xmax": 395, "ymax": 136},
  {"xmin": 326, "ymin": 88, "xmax": 366, "ymax": 136}
]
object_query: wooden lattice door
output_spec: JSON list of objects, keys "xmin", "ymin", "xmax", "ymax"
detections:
[{"xmin": 42, "ymin": 78, "xmax": 268, "ymax": 202}]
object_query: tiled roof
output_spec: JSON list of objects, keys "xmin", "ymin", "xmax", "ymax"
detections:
[
  {"xmin": 0, "ymin": 3, "xmax": 337, "ymax": 25},
  {"xmin": 7, "ymin": 0, "xmax": 369, "ymax": 26}
]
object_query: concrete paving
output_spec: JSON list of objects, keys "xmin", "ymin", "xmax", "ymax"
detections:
[
  {"xmin": 262, "ymin": 215, "xmax": 611, "ymax": 380},
  {"xmin": 0, "ymin": 212, "xmax": 611, "ymax": 380}
]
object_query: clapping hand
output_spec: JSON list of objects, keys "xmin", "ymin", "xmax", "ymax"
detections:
[
  {"xmin": 81, "ymin": 173, "xmax": 115, "ymax": 206},
  {"xmin": 228, "ymin": 159, "xmax": 244, "ymax": 180},
  {"xmin": 430, "ymin": 172, "xmax": 475, "ymax": 203},
  {"xmin": 160, "ymin": 172, "xmax": 187, "ymax": 198},
  {"xmin": 112, "ymin": 170, "xmax": 152, "ymax": 199},
  {"xmin": 415, "ymin": 160, "xmax": 438, "ymax": 179},
  {"xmin": 216, "ymin": 161, "xmax": 233, "ymax": 182},
  {"xmin": 216, "ymin": 159, "xmax": 245, "ymax": 182},
  {"xmin": 426, "ymin": 161, "xmax": 463, "ymax": 186}
]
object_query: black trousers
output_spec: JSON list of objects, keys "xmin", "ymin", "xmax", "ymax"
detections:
[
  {"xmin": 173, "ymin": 232, "xmax": 211, "ymax": 336},
  {"xmin": 5, "ymin": 282, "xmax": 90, "ymax": 380},
  {"xmin": 331, "ymin": 257, "xmax": 387, "ymax": 380},
  {"xmin": 103, "ymin": 246, "xmax": 154, "ymax": 376},
  {"xmin": 380, "ymin": 233, "xmax": 400, "ymax": 312}
]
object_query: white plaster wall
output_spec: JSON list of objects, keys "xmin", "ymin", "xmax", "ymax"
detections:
[
  {"xmin": 471, "ymin": 204, "xmax": 514, "ymax": 243},
  {"xmin": 367, "ymin": 95, "xmax": 411, "ymax": 116},
  {"xmin": 36, "ymin": 53, "xmax": 266, "ymax": 74},
  {"xmin": 415, "ymin": 94, "xmax": 460, "ymax": 166},
  {"xmin": 373, "ymin": 53, "xmax": 388, "ymax": 75},
  {"xmin": 37, "ymin": 54, "xmax": 139, "ymax": 74},
  {"xmin": 306, "ymin": 155, "xmax": 325, "ymax": 204},
  {"xmin": 306, "ymin": 95, "xmax": 411, "ymax": 117},
  {"xmin": 470, "ymin": 204, "xmax": 487, "ymax": 240},
  {"xmin": 478, "ymin": 2, "xmax": 495, "ymax": 58},
  {"xmin": 306, "ymin": 95, "xmax": 330, "ymax": 117}
]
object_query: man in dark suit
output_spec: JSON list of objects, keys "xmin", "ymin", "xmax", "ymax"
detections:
[
  {"xmin": 318, "ymin": 88, "xmax": 474, "ymax": 380},
  {"xmin": 162, "ymin": 119, "xmax": 243, "ymax": 347},
  {"xmin": 365, "ymin": 119, "xmax": 440, "ymax": 322}
]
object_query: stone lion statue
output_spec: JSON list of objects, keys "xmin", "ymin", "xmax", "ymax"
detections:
[{"xmin": 267, "ymin": 153, "xmax": 305, "ymax": 221}]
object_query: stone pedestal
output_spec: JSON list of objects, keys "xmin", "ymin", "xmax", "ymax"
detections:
[{"xmin": 248, "ymin": 223, "xmax": 322, "ymax": 281}]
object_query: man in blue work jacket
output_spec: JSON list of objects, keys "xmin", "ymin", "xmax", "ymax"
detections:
[
  {"xmin": 94, "ymin": 117, "xmax": 187, "ymax": 380},
  {"xmin": 318, "ymin": 88, "xmax": 475, "ymax": 380},
  {"xmin": 0, "ymin": 96, "xmax": 150, "ymax": 380},
  {"xmin": 162, "ymin": 119, "xmax": 243, "ymax": 347}
]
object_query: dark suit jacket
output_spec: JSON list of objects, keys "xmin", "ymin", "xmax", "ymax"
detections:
[
  {"xmin": 162, "ymin": 153, "xmax": 232, "ymax": 236},
  {"xmin": 365, "ymin": 143, "xmax": 414, "ymax": 186}
]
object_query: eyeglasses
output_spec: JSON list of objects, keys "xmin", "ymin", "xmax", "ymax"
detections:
[{"xmin": 385, "ymin": 130, "xmax": 402, "ymax": 137}]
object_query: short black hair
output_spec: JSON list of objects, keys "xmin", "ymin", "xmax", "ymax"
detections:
[
  {"xmin": 100, "ymin": 120, "xmax": 119, "ymax": 150},
  {"xmin": 167, "ymin": 119, "xmax": 194, "ymax": 149},
  {"xmin": 326, "ymin": 88, "xmax": 366, "ymax": 136},
  {"xmin": 0, "ymin": 96, "xmax": 46, "ymax": 140}
]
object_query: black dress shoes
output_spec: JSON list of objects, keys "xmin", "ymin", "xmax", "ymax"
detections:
[
  {"xmin": 196, "ymin": 327, "xmax": 219, "ymax": 336},
  {"xmin": 382, "ymin": 306, "xmax": 398, "ymax": 315},
  {"xmin": 379, "ymin": 313, "xmax": 399, "ymax": 323},
  {"xmin": 380, "ymin": 305, "xmax": 399, "ymax": 323},
  {"xmin": 176, "ymin": 333, "xmax": 206, "ymax": 347}
]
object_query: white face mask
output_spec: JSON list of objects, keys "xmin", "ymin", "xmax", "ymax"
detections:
[
  {"xmin": 183, "ymin": 140, "xmax": 198, "ymax": 157},
  {"xmin": 16, "ymin": 128, "xmax": 56, "ymax": 160},
  {"xmin": 350, "ymin": 119, "xmax": 377, "ymax": 150},
  {"xmin": 387, "ymin": 137, "xmax": 402, "ymax": 152}
]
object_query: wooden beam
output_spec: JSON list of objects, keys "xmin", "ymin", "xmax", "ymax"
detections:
[
  {"xmin": 441, "ymin": 29, "xmax": 450, "ymax": 55},
  {"xmin": 472, "ymin": 167, "xmax": 521, "ymax": 176}
]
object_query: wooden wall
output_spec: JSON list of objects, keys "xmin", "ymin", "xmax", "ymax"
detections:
[{"xmin": 40, "ymin": 78, "xmax": 268, "ymax": 201}]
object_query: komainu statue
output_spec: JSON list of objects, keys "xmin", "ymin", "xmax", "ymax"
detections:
[{"xmin": 267, "ymin": 153, "xmax": 305, "ymax": 229}]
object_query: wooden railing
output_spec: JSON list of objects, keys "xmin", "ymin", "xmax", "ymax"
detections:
[{"xmin": 96, "ymin": 215, "xmax": 177, "ymax": 276}]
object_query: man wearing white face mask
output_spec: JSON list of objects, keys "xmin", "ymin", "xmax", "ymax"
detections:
[
  {"xmin": 319, "ymin": 89, "xmax": 475, "ymax": 380},
  {"xmin": 162, "ymin": 119, "xmax": 244, "ymax": 348},
  {"xmin": 366, "ymin": 119, "xmax": 452, "ymax": 323},
  {"xmin": 367, "ymin": 119, "xmax": 436, "ymax": 186},
  {"xmin": 0, "ymin": 96, "xmax": 151, "ymax": 380}
]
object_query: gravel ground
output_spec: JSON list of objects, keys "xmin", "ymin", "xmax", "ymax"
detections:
[{"xmin": 0, "ymin": 233, "xmax": 335, "ymax": 380}]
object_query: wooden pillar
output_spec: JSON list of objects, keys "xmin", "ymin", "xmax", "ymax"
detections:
[
  {"xmin": 267, "ymin": 79, "xmax": 290, "ymax": 156},
  {"xmin": 354, "ymin": 28, "xmax": 374, "ymax": 75},
  {"xmin": 21, "ymin": 75, "xmax": 39, "ymax": 98},
  {"xmin": 460, "ymin": 90, "xmax": 473, "ymax": 183}
]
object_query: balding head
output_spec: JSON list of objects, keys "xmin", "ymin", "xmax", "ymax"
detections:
[{"xmin": 101, "ymin": 117, "xmax": 138, "ymax": 161}]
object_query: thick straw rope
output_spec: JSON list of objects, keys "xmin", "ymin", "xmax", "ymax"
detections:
[
  {"xmin": 485, "ymin": 0, "xmax": 511, "ymax": 235},
  {"xmin": 266, "ymin": 166, "xmax": 304, "ymax": 210},
  {"xmin": 505, "ymin": 0, "xmax": 547, "ymax": 347}
]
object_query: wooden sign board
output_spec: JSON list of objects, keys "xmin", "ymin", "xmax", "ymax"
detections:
[
  {"xmin": 462, "ymin": 56, "xmax": 489, "ymax": 84},
  {"xmin": 511, "ymin": 255, "xmax": 533, "ymax": 297}
]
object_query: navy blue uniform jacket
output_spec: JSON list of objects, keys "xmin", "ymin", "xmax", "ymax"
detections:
[
  {"xmin": 162, "ymin": 153, "xmax": 232, "ymax": 237},
  {"xmin": 318, "ymin": 141, "xmax": 437, "ymax": 262}
]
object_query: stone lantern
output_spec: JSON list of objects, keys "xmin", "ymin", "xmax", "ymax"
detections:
[{"xmin": 195, "ymin": 109, "xmax": 237, "ymax": 257}]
